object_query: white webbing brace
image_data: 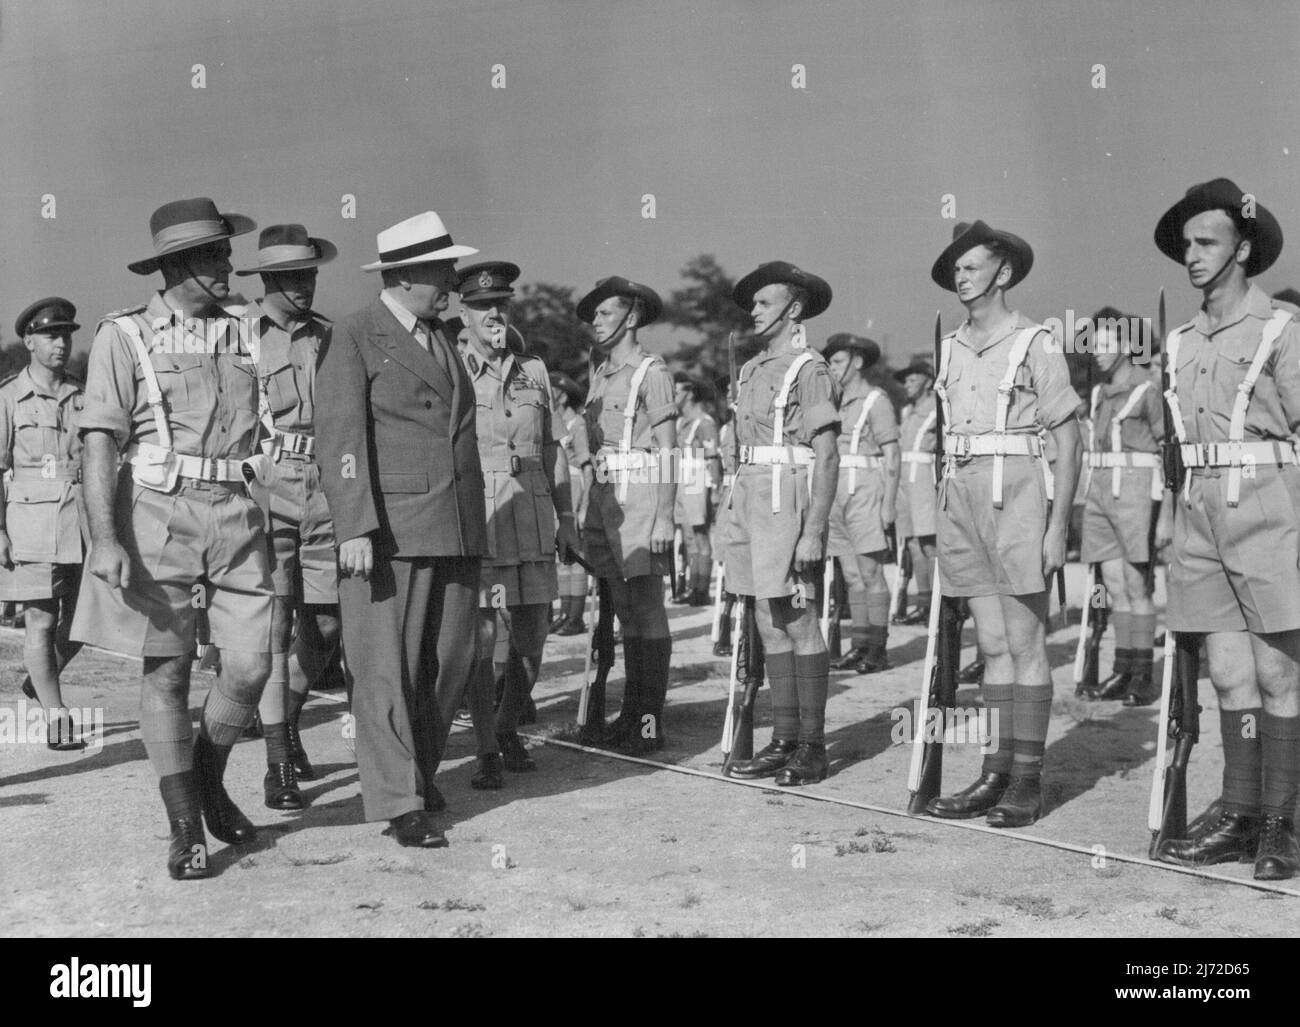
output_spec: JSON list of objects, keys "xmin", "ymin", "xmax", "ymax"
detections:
[
  {"xmin": 771, "ymin": 352, "xmax": 815, "ymax": 513},
  {"xmin": 846, "ymin": 388, "xmax": 883, "ymax": 495},
  {"xmin": 617, "ymin": 355, "xmax": 656, "ymax": 502},
  {"xmin": 114, "ymin": 316, "xmax": 173, "ymax": 450},
  {"xmin": 1165, "ymin": 309, "xmax": 1292, "ymax": 506},
  {"xmin": 938, "ymin": 326, "xmax": 1041, "ymax": 508},
  {"xmin": 906, "ymin": 409, "xmax": 936, "ymax": 483},
  {"xmin": 1109, "ymin": 380, "xmax": 1153, "ymax": 500}
]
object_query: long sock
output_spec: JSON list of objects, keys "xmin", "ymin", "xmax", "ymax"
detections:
[
  {"xmin": 794, "ymin": 651, "xmax": 830, "ymax": 744},
  {"xmin": 198, "ymin": 675, "xmax": 261, "ymax": 749},
  {"xmin": 159, "ymin": 771, "xmax": 201, "ymax": 821},
  {"xmin": 1109, "ymin": 611, "xmax": 1132, "ymax": 676},
  {"xmin": 639, "ymin": 636, "xmax": 672, "ymax": 740},
  {"xmin": 1131, "ymin": 611, "xmax": 1156, "ymax": 650},
  {"xmin": 141, "ymin": 686, "xmax": 194, "ymax": 777},
  {"xmin": 767, "ymin": 650, "xmax": 799, "ymax": 739},
  {"xmin": 1220, "ymin": 708, "xmax": 1262, "ymax": 815},
  {"xmin": 620, "ymin": 636, "xmax": 644, "ymax": 721},
  {"xmin": 912, "ymin": 540, "xmax": 934, "ymax": 594},
  {"xmin": 264, "ymin": 722, "xmax": 291, "ymax": 765},
  {"xmin": 1011, "ymin": 682, "xmax": 1053, "ymax": 777},
  {"xmin": 496, "ymin": 652, "xmax": 541, "ymax": 734},
  {"xmin": 1259, "ymin": 711, "xmax": 1300, "ymax": 818},
  {"xmin": 468, "ymin": 656, "xmax": 499, "ymax": 756},
  {"xmin": 981, "ymin": 681, "xmax": 1015, "ymax": 775},
  {"xmin": 847, "ymin": 589, "xmax": 868, "ymax": 649},
  {"xmin": 864, "ymin": 590, "xmax": 890, "ymax": 652}
]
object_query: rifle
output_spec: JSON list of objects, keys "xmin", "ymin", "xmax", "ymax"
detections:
[
  {"xmin": 576, "ymin": 577, "xmax": 615, "ymax": 746},
  {"xmin": 821, "ymin": 557, "xmax": 841, "ymax": 657},
  {"xmin": 1158, "ymin": 288, "xmax": 1185, "ymax": 496},
  {"xmin": 710, "ymin": 560, "xmax": 727, "ymax": 643},
  {"xmin": 889, "ymin": 528, "xmax": 912, "ymax": 623},
  {"xmin": 672, "ymin": 526, "xmax": 687, "ymax": 601},
  {"xmin": 723, "ymin": 596, "xmax": 764, "ymax": 771},
  {"xmin": 1071, "ymin": 563, "xmax": 1108, "ymax": 696}
]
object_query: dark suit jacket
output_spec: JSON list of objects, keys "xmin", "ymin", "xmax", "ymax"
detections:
[{"xmin": 316, "ymin": 295, "xmax": 486, "ymax": 558}]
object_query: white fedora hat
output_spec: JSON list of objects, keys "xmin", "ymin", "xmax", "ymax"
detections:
[{"xmin": 361, "ymin": 210, "xmax": 478, "ymax": 272}]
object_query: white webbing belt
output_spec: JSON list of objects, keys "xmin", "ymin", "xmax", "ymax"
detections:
[
  {"xmin": 943, "ymin": 433, "xmax": 1042, "ymax": 457},
  {"xmin": 114, "ymin": 316, "xmax": 173, "ymax": 451},
  {"xmin": 617, "ymin": 356, "xmax": 656, "ymax": 502},
  {"xmin": 740, "ymin": 445, "xmax": 815, "ymax": 465},
  {"xmin": 771, "ymin": 352, "xmax": 815, "ymax": 513},
  {"xmin": 1165, "ymin": 310, "xmax": 1292, "ymax": 506},
  {"xmin": 1108, "ymin": 380, "xmax": 1153, "ymax": 499},
  {"xmin": 840, "ymin": 454, "xmax": 883, "ymax": 469},
  {"xmin": 845, "ymin": 389, "xmax": 882, "ymax": 495},
  {"xmin": 905, "ymin": 410, "xmax": 936, "ymax": 483}
]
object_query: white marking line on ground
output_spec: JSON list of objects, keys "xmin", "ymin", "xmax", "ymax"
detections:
[{"xmin": 530, "ymin": 735, "xmax": 1300, "ymax": 900}]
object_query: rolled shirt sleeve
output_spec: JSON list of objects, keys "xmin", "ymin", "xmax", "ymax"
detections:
[
  {"xmin": 78, "ymin": 321, "xmax": 137, "ymax": 448},
  {"xmin": 792, "ymin": 360, "xmax": 841, "ymax": 444},
  {"xmin": 1025, "ymin": 330, "xmax": 1081, "ymax": 431}
]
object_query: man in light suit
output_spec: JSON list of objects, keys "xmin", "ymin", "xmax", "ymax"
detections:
[{"xmin": 316, "ymin": 211, "xmax": 486, "ymax": 849}]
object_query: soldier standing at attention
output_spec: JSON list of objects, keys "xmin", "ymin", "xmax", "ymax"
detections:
[
  {"xmin": 71, "ymin": 198, "xmax": 273, "ymax": 879},
  {"xmin": 892, "ymin": 359, "xmax": 938, "ymax": 624},
  {"xmin": 1152, "ymin": 179, "xmax": 1300, "ymax": 879},
  {"xmin": 922, "ymin": 221, "xmax": 1082, "ymax": 828},
  {"xmin": 722, "ymin": 262, "xmax": 841, "ymax": 787},
  {"xmin": 235, "ymin": 224, "xmax": 342, "ymax": 810},
  {"xmin": 577, "ymin": 276, "xmax": 677, "ymax": 755},
  {"xmin": 550, "ymin": 372, "xmax": 591, "ymax": 636},
  {"xmin": 673, "ymin": 376, "xmax": 722, "ymax": 606},
  {"xmin": 456, "ymin": 261, "xmax": 579, "ymax": 787},
  {"xmin": 2, "ymin": 298, "xmax": 87, "ymax": 749},
  {"xmin": 823, "ymin": 334, "xmax": 899, "ymax": 675}
]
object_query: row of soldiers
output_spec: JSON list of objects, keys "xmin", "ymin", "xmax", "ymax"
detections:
[{"xmin": 5, "ymin": 175, "xmax": 1300, "ymax": 883}]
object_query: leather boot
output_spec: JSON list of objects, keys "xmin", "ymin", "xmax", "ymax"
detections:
[
  {"xmin": 47, "ymin": 713, "xmax": 87, "ymax": 751},
  {"xmin": 1121, "ymin": 665, "xmax": 1159, "ymax": 707},
  {"xmin": 549, "ymin": 604, "xmax": 569, "ymax": 632},
  {"xmin": 725, "ymin": 738, "xmax": 799, "ymax": 779},
  {"xmin": 853, "ymin": 644, "xmax": 889, "ymax": 674},
  {"xmin": 193, "ymin": 736, "xmax": 257, "ymax": 845},
  {"xmin": 1090, "ymin": 662, "xmax": 1132, "ymax": 701},
  {"xmin": 618, "ymin": 637, "xmax": 669, "ymax": 755},
  {"xmin": 264, "ymin": 762, "xmax": 306, "ymax": 811},
  {"xmin": 471, "ymin": 752, "xmax": 505, "ymax": 790},
  {"xmin": 1254, "ymin": 816, "xmax": 1300, "ymax": 880},
  {"xmin": 1157, "ymin": 810, "xmax": 1259, "ymax": 866},
  {"xmin": 775, "ymin": 742, "xmax": 828, "ymax": 786},
  {"xmin": 167, "ymin": 816, "xmax": 212, "ymax": 881},
  {"xmin": 286, "ymin": 716, "xmax": 315, "ymax": 781},
  {"xmin": 927, "ymin": 771, "xmax": 1010, "ymax": 819},
  {"xmin": 603, "ymin": 638, "xmax": 644, "ymax": 748},
  {"xmin": 985, "ymin": 775, "xmax": 1043, "ymax": 828},
  {"xmin": 498, "ymin": 731, "xmax": 536, "ymax": 772},
  {"xmin": 831, "ymin": 644, "xmax": 868, "ymax": 671},
  {"xmin": 956, "ymin": 659, "xmax": 985, "ymax": 685},
  {"xmin": 713, "ymin": 594, "xmax": 734, "ymax": 657}
]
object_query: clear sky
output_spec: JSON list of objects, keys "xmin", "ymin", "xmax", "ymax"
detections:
[{"xmin": 2, "ymin": 0, "xmax": 1298, "ymax": 360}]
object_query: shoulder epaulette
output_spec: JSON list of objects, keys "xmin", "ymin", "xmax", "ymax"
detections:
[
  {"xmin": 0, "ymin": 372, "xmax": 20, "ymax": 389},
  {"xmin": 102, "ymin": 304, "xmax": 146, "ymax": 322}
]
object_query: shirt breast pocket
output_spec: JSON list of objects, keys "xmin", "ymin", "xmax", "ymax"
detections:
[
  {"xmin": 262, "ymin": 357, "xmax": 300, "ymax": 419},
  {"xmin": 145, "ymin": 352, "xmax": 205, "ymax": 410}
]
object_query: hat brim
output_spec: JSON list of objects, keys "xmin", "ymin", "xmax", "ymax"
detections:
[
  {"xmin": 576, "ymin": 280, "xmax": 662, "ymax": 327},
  {"xmin": 24, "ymin": 321, "xmax": 80, "ymax": 335},
  {"xmin": 235, "ymin": 238, "xmax": 338, "ymax": 276},
  {"xmin": 361, "ymin": 243, "xmax": 478, "ymax": 272},
  {"xmin": 893, "ymin": 365, "xmax": 934, "ymax": 382},
  {"xmin": 128, "ymin": 212, "xmax": 257, "ymax": 275},
  {"xmin": 459, "ymin": 288, "xmax": 516, "ymax": 302},
  {"xmin": 733, "ymin": 266, "xmax": 832, "ymax": 320},
  {"xmin": 930, "ymin": 222, "xmax": 1033, "ymax": 292},
  {"xmin": 1154, "ymin": 195, "xmax": 1282, "ymax": 276},
  {"xmin": 823, "ymin": 337, "xmax": 880, "ymax": 366}
]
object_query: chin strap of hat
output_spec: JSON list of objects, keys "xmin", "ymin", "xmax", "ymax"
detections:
[{"xmin": 975, "ymin": 260, "xmax": 1007, "ymax": 300}]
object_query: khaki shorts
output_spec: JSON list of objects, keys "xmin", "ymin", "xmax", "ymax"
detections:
[
  {"xmin": 722, "ymin": 464, "xmax": 820, "ymax": 601},
  {"xmin": 828, "ymin": 465, "xmax": 888, "ymax": 557},
  {"xmin": 0, "ymin": 561, "xmax": 80, "ymax": 602},
  {"xmin": 582, "ymin": 479, "xmax": 672, "ymax": 580},
  {"xmin": 896, "ymin": 464, "xmax": 938, "ymax": 538},
  {"xmin": 480, "ymin": 560, "xmax": 557, "ymax": 608},
  {"xmin": 1168, "ymin": 466, "xmax": 1300, "ymax": 634},
  {"xmin": 937, "ymin": 455, "xmax": 1048, "ymax": 597},
  {"xmin": 71, "ymin": 476, "xmax": 274, "ymax": 657},
  {"xmin": 674, "ymin": 485, "xmax": 712, "ymax": 529},
  {"xmin": 1080, "ymin": 466, "xmax": 1159, "ymax": 565},
  {"xmin": 266, "ymin": 458, "xmax": 339, "ymax": 604}
]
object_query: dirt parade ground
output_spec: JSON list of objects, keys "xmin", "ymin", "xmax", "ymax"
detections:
[{"xmin": 2, "ymin": 561, "xmax": 1297, "ymax": 939}]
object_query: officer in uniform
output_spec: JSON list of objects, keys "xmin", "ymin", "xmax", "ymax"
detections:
[
  {"xmin": 456, "ymin": 261, "xmax": 579, "ymax": 787},
  {"xmin": 673, "ymin": 376, "xmax": 721, "ymax": 606},
  {"xmin": 823, "ymin": 334, "xmax": 899, "ymax": 675},
  {"xmin": 1078, "ymin": 308, "xmax": 1165, "ymax": 706},
  {"xmin": 577, "ymin": 276, "xmax": 677, "ymax": 755},
  {"xmin": 1151, "ymin": 179, "xmax": 1300, "ymax": 879},
  {"xmin": 893, "ymin": 359, "xmax": 938, "ymax": 623},
  {"xmin": 550, "ymin": 372, "xmax": 590, "ymax": 635},
  {"xmin": 1, "ymin": 298, "xmax": 87, "ymax": 749},
  {"xmin": 72, "ymin": 197, "xmax": 273, "ymax": 879},
  {"xmin": 234, "ymin": 224, "xmax": 341, "ymax": 810},
  {"xmin": 722, "ymin": 262, "xmax": 841, "ymax": 786},
  {"xmin": 923, "ymin": 221, "xmax": 1081, "ymax": 828}
]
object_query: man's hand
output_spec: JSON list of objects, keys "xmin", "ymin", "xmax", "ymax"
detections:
[
  {"xmin": 794, "ymin": 527, "xmax": 826, "ymax": 574},
  {"xmin": 1042, "ymin": 525, "xmax": 1067, "ymax": 583},
  {"xmin": 338, "ymin": 536, "xmax": 374, "ymax": 580},
  {"xmin": 0, "ymin": 530, "xmax": 11, "ymax": 571},
  {"xmin": 650, "ymin": 517, "xmax": 674, "ymax": 554},
  {"xmin": 88, "ymin": 540, "xmax": 132, "ymax": 590},
  {"xmin": 556, "ymin": 517, "xmax": 580, "ymax": 562}
]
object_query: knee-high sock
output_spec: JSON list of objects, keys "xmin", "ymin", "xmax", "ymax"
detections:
[
  {"xmin": 496, "ymin": 652, "xmax": 541, "ymax": 734},
  {"xmin": 198, "ymin": 672, "xmax": 262, "ymax": 750},
  {"xmin": 159, "ymin": 771, "xmax": 201, "ymax": 821},
  {"xmin": 794, "ymin": 651, "xmax": 830, "ymax": 745},
  {"xmin": 864, "ymin": 590, "xmax": 890, "ymax": 650},
  {"xmin": 23, "ymin": 641, "xmax": 63, "ymax": 710},
  {"xmin": 847, "ymin": 589, "xmax": 869, "ymax": 649},
  {"xmin": 912, "ymin": 541, "xmax": 934, "ymax": 594},
  {"xmin": 259, "ymin": 654, "xmax": 289, "ymax": 727},
  {"xmin": 1108, "ymin": 610, "xmax": 1132, "ymax": 676},
  {"xmin": 620, "ymin": 636, "xmax": 644, "ymax": 720},
  {"xmin": 981, "ymin": 681, "xmax": 1015, "ymax": 775},
  {"xmin": 1011, "ymin": 682, "xmax": 1053, "ymax": 777},
  {"xmin": 1130, "ymin": 611, "xmax": 1156, "ymax": 666},
  {"xmin": 1220, "ymin": 708, "xmax": 1262, "ymax": 816},
  {"xmin": 1259, "ymin": 711, "xmax": 1300, "ymax": 819},
  {"xmin": 468, "ymin": 655, "xmax": 499, "ymax": 755},
  {"xmin": 639, "ymin": 636, "xmax": 672, "ymax": 739},
  {"xmin": 766, "ymin": 650, "xmax": 799, "ymax": 739},
  {"xmin": 141, "ymin": 682, "xmax": 194, "ymax": 778}
]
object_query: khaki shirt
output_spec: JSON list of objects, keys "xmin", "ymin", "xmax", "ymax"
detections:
[
  {"xmin": 1091, "ymin": 359, "xmax": 1163, "ymax": 454},
  {"xmin": 836, "ymin": 378, "xmax": 898, "ymax": 456},
  {"xmin": 735, "ymin": 347, "xmax": 840, "ymax": 448},
  {"xmin": 464, "ymin": 345, "xmax": 558, "ymax": 565},
  {"xmin": 0, "ymin": 367, "xmax": 84, "ymax": 562},
  {"xmin": 940, "ymin": 312, "xmax": 1078, "ymax": 435},
  {"xmin": 900, "ymin": 391, "xmax": 938, "ymax": 455},
  {"xmin": 246, "ymin": 299, "xmax": 330, "ymax": 434},
  {"xmin": 1170, "ymin": 285, "xmax": 1300, "ymax": 445},
  {"xmin": 584, "ymin": 346, "xmax": 676, "ymax": 453},
  {"xmin": 80, "ymin": 292, "xmax": 260, "ymax": 460}
]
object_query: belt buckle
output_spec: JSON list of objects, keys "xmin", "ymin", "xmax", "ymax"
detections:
[
  {"xmin": 204, "ymin": 459, "xmax": 219, "ymax": 483},
  {"xmin": 510, "ymin": 455, "xmax": 521, "ymax": 476}
]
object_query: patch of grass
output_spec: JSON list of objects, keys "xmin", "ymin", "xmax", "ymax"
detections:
[
  {"xmin": 765, "ymin": 798, "xmax": 785, "ymax": 806},
  {"xmin": 659, "ymin": 931, "xmax": 709, "ymax": 938},
  {"xmin": 999, "ymin": 895, "xmax": 1056, "ymax": 920},
  {"xmin": 564, "ymin": 897, "xmax": 588, "ymax": 912},
  {"xmin": 452, "ymin": 921, "xmax": 490, "ymax": 938},
  {"xmin": 1156, "ymin": 906, "xmax": 1179, "ymax": 921},
  {"xmin": 632, "ymin": 926, "xmax": 646, "ymax": 938},
  {"xmin": 681, "ymin": 888, "xmax": 702, "ymax": 909},
  {"xmin": 836, "ymin": 830, "xmax": 896, "ymax": 856},
  {"xmin": 287, "ymin": 853, "xmax": 351, "ymax": 867},
  {"xmin": 418, "ymin": 898, "xmax": 485, "ymax": 912},
  {"xmin": 836, "ymin": 840, "xmax": 872, "ymax": 857},
  {"xmin": 660, "ymin": 835, "xmax": 678, "ymax": 844},
  {"xmin": 848, "ymin": 919, "xmax": 890, "ymax": 934},
  {"xmin": 947, "ymin": 918, "xmax": 999, "ymax": 937}
]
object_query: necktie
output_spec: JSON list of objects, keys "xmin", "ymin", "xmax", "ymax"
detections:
[{"xmin": 418, "ymin": 319, "xmax": 453, "ymax": 379}]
